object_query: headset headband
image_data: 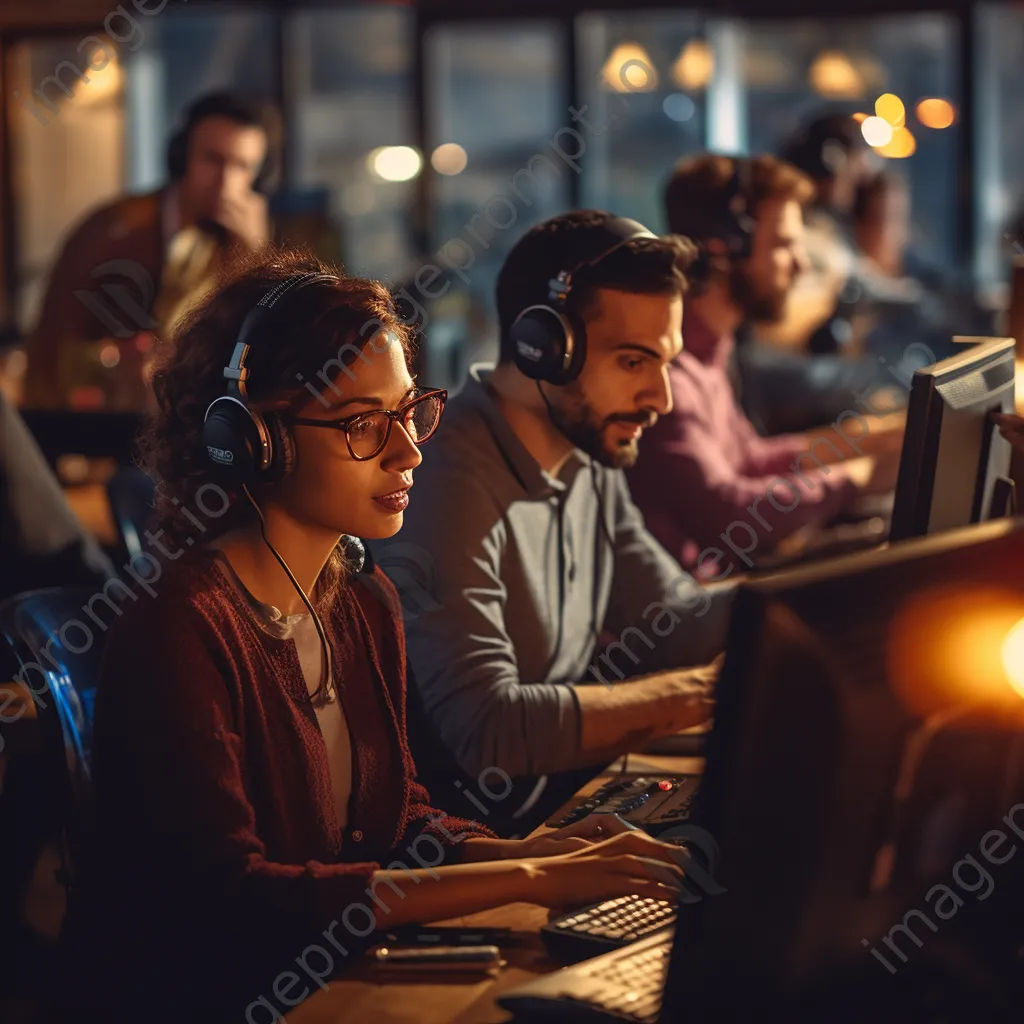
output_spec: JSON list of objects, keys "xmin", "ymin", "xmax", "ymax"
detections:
[
  {"xmin": 224, "ymin": 272, "xmax": 336, "ymax": 400},
  {"xmin": 548, "ymin": 217, "xmax": 658, "ymax": 306}
]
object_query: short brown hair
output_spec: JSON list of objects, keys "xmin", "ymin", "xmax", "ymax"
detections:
[
  {"xmin": 496, "ymin": 209, "xmax": 697, "ymax": 363},
  {"xmin": 663, "ymin": 154, "xmax": 815, "ymax": 243}
]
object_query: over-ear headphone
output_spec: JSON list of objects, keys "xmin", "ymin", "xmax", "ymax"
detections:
[
  {"xmin": 780, "ymin": 114, "xmax": 864, "ymax": 183},
  {"xmin": 202, "ymin": 272, "xmax": 336, "ymax": 482},
  {"xmin": 716, "ymin": 157, "xmax": 756, "ymax": 262},
  {"xmin": 508, "ymin": 216, "xmax": 657, "ymax": 385},
  {"xmin": 685, "ymin": 156, "xmax": 757, "ymax": 291},
  {"xmin": 166, "ymin": 93, "xmax": 276, "ymax": 194}
]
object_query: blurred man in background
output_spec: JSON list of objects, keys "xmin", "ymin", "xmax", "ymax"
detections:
[
  {"xmin": 626, "ymin": 154, "xmax": 903, "ymax": 579},
  {"xmin": 778, "ymin": 112, "xmax": 980, "ymax": 367},
  {"xmin": 776, "ymin": 111, "xmax": 877, "ymax": 355},
  {"xmin": 25, "ymin": 91, "xmax": 275, "ymax": 411}
]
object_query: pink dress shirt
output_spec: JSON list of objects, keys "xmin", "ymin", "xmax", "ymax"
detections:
[{"xmin": 626, "ymin": 310, "xmax": 858, "ymax": 578}]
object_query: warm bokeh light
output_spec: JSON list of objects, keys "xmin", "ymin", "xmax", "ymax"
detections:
[
  {"xmin": 430, "ymin": 143, "xmax": 468, "ymax": 175},
  {"xmin": 671, "ymin": 40, "xmax": 714, "ymax": 91},
  {"xmin": 874, "ymin": 126, "xmax": 917, "ymax": 159},
  {"xmin": 78, "ymin": 52, "xmax": 123, "ymax": 106},
  {"xmin": 662, "ymin": 93, "xmax": 696, "ymax": 122},
  {"xmin": 887, "ymin": 585, "xmax": 1024, "ymax": 716},
  {"xmin": 602, "ymin": 43, "xmax": 658, "ymax": 93},
  {"xmin": 852, "ymin": 112, "xmax": 869, "ymax": 123},
  {"xmin": 860, "ymin": 115, "xmax": 893, "ymax": 147},
  {"xmin": 875, "ymin": 92, "xmax": 906, "ymax": 128},
  {"xmin": 809, "ymin": 50, "xmax": 864, "ymax": 99},
  {"xmin": 916, "ymin": 97, "xmax": 956, "ymax": 129},
  {"xmin": 367, "ymin": 146, "xmax": 422, "ymax": 182},
  {"xmin": 99, "ymin": 343, "xmax": 120, "ymax": 368},
  {"xmin": 1001, "ymin": 618, "xmax": 1024, "ymax": 700}
]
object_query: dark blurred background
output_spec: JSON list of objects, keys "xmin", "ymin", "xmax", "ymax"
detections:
[{"xmin": 0, "ymin": 0, "xmax": 1021, "ymax": 405}]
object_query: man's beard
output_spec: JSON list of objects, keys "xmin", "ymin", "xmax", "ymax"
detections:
[
  {"xmin": 547, "ymin": 385, "xmax": 652, "ymax": 469},
  {"xmin": 728, "ymin": 265, "xmax": 787, "ymax": 322}
]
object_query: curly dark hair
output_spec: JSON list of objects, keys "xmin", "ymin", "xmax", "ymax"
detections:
[{"xmin": 139, "ymin": 245, "xmax": 414, "ymax": 581}]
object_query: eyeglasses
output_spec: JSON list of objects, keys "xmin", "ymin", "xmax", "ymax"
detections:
[{"xmin": 291, "ymin": 388, "xmax": 447, "ymax": 461}]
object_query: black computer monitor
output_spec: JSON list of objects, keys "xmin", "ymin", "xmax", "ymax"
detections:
[
  {"xmin": 662, "ymin": 517, "xmax": 1024, "ymax": 1021},
  {"xmin": 889, "ymin": 337, "xmax": 1016, "ymax": 542}
]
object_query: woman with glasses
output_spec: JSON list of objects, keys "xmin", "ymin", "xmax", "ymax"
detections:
[{"xmin": 59, "ymin": 249, "xmax": 689, "ymax": 1022}]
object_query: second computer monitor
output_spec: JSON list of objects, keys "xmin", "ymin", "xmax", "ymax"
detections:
[
  {"xmin": 662, "ymin": 516, "xmax": 1024, "ymax": 1021},
  {"xmin": 890, "ymin": 336, "xmax": 1015, "ymax": 542}
]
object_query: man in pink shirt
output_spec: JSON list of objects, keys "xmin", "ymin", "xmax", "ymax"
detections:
[{"xmin": 626, "ymin": 154, "xmax": 902, "ymax": 579}]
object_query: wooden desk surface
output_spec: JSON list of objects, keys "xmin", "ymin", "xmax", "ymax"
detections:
[{"xmin": 285, "ymin": 754, "xmax": 702, "ymax": 1024}]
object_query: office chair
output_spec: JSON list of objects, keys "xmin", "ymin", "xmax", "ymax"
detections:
[
  {"xmin": 0, "ymin": 586, "xmax": 124, "ymax": 893},
  {"xmin": 105, "ymin": 465, "xmax": 156, "ymax": 568}
]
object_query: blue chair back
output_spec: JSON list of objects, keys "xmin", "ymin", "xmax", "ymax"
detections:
[
  {"xmin": 105, "ymin": 466, "xmax": 156, "ymax": 568},
  {"xmin": 0, "ymin": 585, "xmax": 125, "ymax": 870}
]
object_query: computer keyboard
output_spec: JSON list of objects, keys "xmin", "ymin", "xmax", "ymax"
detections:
[
  {"xmin": 545, "ymin": 774, "xmax": 699, "ymax": 833},
  {"xmin": 541, "ymin": 895, "xmax": 677, "ymax": 962},
  {"xmin": 498, "ymin": 930, "xmax": 672, "ymax": 1023}
]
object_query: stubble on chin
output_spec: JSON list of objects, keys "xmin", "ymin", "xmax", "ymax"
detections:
[
  {"xmin": 612, "ymin": 443, "xmax": 640, "ymax": 470},
  {"xmin": 597, "ymin": 432, "xmax": 641, "ymax": 470}
]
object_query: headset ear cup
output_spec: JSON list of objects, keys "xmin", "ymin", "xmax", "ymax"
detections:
[
  {"xmin": 202, "ymin": 398, "xmax": 262, "ymax": 482},
  {"xmin": 510, "ymin": 307, "xmax": 570, "ymax": 383},
  {"xmin": 262, "ymin": 411, "xmax": 295, "ymax": 481}
]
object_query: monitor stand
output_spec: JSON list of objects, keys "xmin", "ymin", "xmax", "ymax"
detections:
[{"xmin": 989, "ymin": 475, "xmax": 1017, "ymax": 520}]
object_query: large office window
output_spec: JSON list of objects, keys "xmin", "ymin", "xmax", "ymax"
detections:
[
  {"xmin": 576, "ymin": 12, "xmax": 710, "ymax": 232},
  {"xmin": 424, "ymin": 21, "xmax": 569, "ymax": 379},
  {"xmin": 285, "ymin": 6, "xmax": 416, "ymax": 284},
  {"xmin": 975, "ymin": 3, "xmax": 1024, "ymax": 293},
  {"xmin": 577, "ymin": 10, "xmax": 958, "ymax": 273},
  {"xmin": 5, "ymin": 34, "xmax": 125, "ymax": 333},
  {"xmin": 744, "ymin": 14, "xmax": 959, "ymax": 273},
  {"xmin": 0, "ymin": 3, "xmax": 1001, "ymax": 394}
]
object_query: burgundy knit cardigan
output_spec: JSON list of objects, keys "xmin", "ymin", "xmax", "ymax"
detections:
[{"xmin": 63, "ymin": 549, "xmax": 493, "ymax": 1016}]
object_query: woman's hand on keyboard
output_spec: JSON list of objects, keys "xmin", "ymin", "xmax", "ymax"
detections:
[
  {"xmin": 512, "ymin": 812, "xmax": 638, "ymax": 858},
  {"xmin": 564, "ymin": 829, "xmax": 693, "ymax": 869},
  {"xmin": 520, "ymin": 840, "xmax": 686, "ymax": 909}
]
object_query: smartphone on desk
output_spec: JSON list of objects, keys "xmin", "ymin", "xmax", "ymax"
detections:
[
  {"xmin": 373, "ymin": 945, "xmax": 505, "ymax": 972},
  {"xmin": 383, "ymin": 926, "xmax": 511, "ymax": 946}
]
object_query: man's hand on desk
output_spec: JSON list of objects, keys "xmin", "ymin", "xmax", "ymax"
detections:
[
  {"xmin": 993, "ymin": 412, "xmax": 1024, "ymax": 456},
  {"xmin": 843, "ymin": 451, "xmax": 901, "ymax": 496},
  {"xmin": 801, "ymin": 410, "xmax": 906, "ymax": 462},
  {"xmin": 658, "ymin": 655, "xmax": 720, "ymax": 731}
]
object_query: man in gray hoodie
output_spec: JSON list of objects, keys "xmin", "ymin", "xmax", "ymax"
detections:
[{"xmin": 373, "ymin": 210, "xmax": 736, "ymax": 833}]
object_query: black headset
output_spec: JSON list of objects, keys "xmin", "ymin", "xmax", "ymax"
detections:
[
  {"xmin": 166, "ymin": 93, "xmax": 276, "ymax": 194},
  {"xmin": 202, "ymin": 271, "xmax": 371, "ymax": 708},
  {"xmin": 717, "ymin": 157, "xmax": 756, "ymax": 262},
  {"xmin": 781, "ymin": 114, "xmax": 864, "ymax": 183},
  {"xmin": 508, "ymin": 217, "xmax": 658, "ymax": 386},
  {"xmin": 202, "ymin": 273, "xmax": 336, "ymax": 483}
]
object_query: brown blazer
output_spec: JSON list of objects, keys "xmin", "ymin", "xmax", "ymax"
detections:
[{"xmin": 25, "ymin": 189, "xmax": 167, "ymax": 409}]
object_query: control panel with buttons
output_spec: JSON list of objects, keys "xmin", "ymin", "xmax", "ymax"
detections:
[{"xmin": 545, "ymin": 774, "xmax": 700, "ymax": 833}]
